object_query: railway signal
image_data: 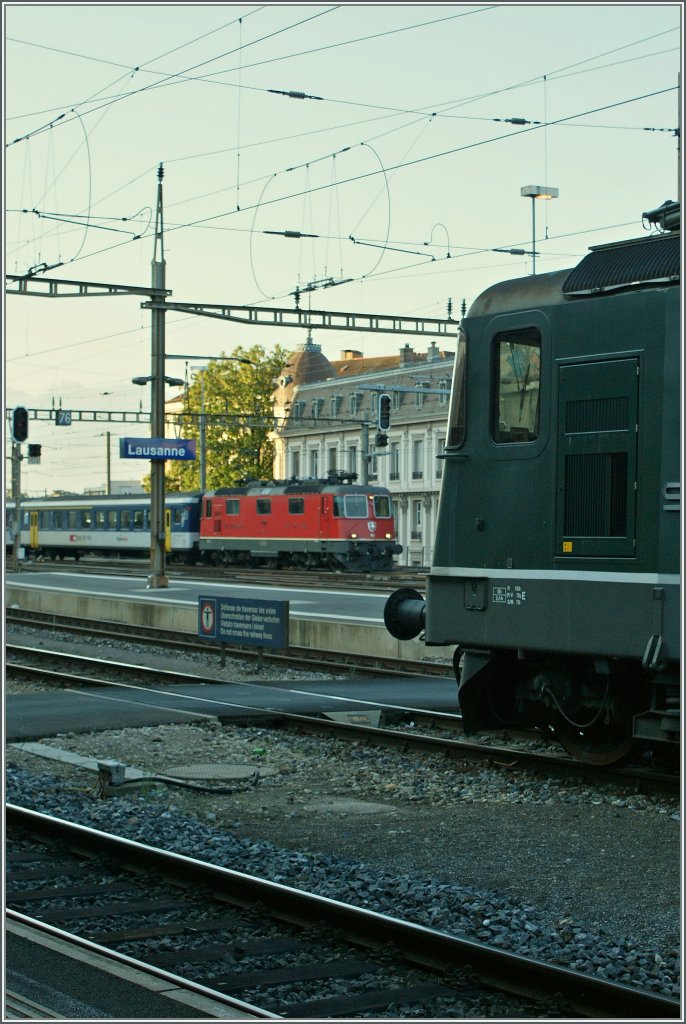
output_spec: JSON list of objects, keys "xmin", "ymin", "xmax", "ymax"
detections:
[
  {"xmin": 378, "ymin": 394, "xmax": 391, "ymax": 431},
  {"xmin": 11, "ymin": 406, "xmax": 29, "ymax": 443}
]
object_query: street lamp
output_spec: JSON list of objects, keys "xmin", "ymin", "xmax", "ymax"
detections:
[
  {"xmin": 132, "ymin": 374, "xmax": 185, "ymax": 387},
  {"xmin": 521, "ymin": 185, "xmax": 559, "ymax": 275}
]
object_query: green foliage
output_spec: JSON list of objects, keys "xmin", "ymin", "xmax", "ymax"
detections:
[{"xmin": 163, "ymin": 344, "xmax": 288, "ymax": 492}]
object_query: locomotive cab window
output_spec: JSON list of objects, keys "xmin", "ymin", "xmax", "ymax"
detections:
[
  {"xmin": 373, "ymin": 495, "xmax": 391, "ymax": 518},
  {"xmin": 492, "ymin": 329, "xmax": 541, "ymax": 444},
  {"xmin": 446, "ymin": 326, "xmax": 467, "ymax": 447},
  {"xmin": 334, "ymin": 494, "xmax": 368, "ymax": 518}
]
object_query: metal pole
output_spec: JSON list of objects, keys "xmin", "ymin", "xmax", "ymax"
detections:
[
  {"xmin": 531, "ymin": 197, "xmax": 536, "ymax": 276},
  {"xmin": 11, "ymin": 442, "xmax": 22, "ymax": 573},
  {"xmin": 200, "ymin": 371, "xmax": 206, "ymax": 491},
  {"xmin": 149, "ymin": 164, "xmax": 168, "ymax": 589},
  {"xmin": 361, "ymin": 421, "xmax": 369, "ymax": 485},
  {"xmin": 106, "ymin": 431, "xmax": 111, "ymax": 495}
]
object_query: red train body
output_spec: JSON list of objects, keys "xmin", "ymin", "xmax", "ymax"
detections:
[{"xmin": 199, "ymin": 474, "xmax": 402, "ymax": 571}]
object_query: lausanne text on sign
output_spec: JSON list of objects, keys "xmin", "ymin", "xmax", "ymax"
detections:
[{"xmin": 120, "ymin": 437, "xmax": 196, "ymax": 460}]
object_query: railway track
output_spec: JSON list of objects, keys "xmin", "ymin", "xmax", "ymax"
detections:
[
  {"xmin": 7, "ymin": 805, "xmax": 678, "ymax": 1019},
  {"xmin": 7, "ymin": 641, "xmax": 678, "ymax": 793},
  {"xmin": 12, "ymin": 557, "xmax": 428, "ymax": 593},
  {"xmin": 5, "ymin": 608, "xmax": 453, "ymax": 677}
]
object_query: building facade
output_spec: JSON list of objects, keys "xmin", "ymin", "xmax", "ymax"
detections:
[{"xmin": 271, "ymin": 332, "xmax": 455, "ymax": 567}]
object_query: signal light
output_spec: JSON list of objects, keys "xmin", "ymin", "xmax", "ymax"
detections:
[
  {"xmin": 378, "ymin": 393, "xmax": 391, "ymax": 431},
  {"xmin": 375, "ymin": 431, "xmax": 388, "ymax": 447},
  {"xmin": 11, "ymin": 406, "xmax": 29, "ymax": 443},
  {"xmin": 28, "ymin": 444, "xmax": 42, "ymax": 458}
]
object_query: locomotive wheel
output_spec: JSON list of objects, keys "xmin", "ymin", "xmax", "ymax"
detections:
[
  {"xmin": 546, "ymin": 715, "xmax": 636, "ymax": 766},
  {"xmin": 539, "ymin": 670, "xmax": 641, "ymax": 767}
]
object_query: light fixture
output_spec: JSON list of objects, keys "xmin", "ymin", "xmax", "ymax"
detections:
[
  {"xmin": 132, "ymin": 375, "xmax": 184, "ymax": 387},
  {"xmin": 521, "ymin": 185, "xmax": 559, "ymax": 275}
]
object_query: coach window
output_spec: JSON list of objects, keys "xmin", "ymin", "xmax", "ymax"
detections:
[
  {"xmin": 54, "ymin": 510, "xmax": 63, "ymax": 528},
  {"xmin": 120, "ymin": 510, "xmax": 130, "ymax": 529},
  {"xmin": 82, "ymin": 509, "xmax": 92, "ymax": 527},
  {"xmin": 256, "ymin": 498, "xmax": 271, "ymax": 515},
  {"xmin": 491, "ymin": 328, "xmax": 541, "ymax": 443},
  {"xmin": 68, "ymin": 511, "xmax": 78, "ymax": 529},
  {"xmin": 108, "ymin": 510, "xmax": 117, "ymax": 528},
  {"xmin": 134, "ymin": 509, "xmax": 144, "ymax": 529},
  {"xmin": 172, "ymin": 509, "xmax": 184, "ymax": 527},
  {"xmin": 288, "ymin": 498, "xmax": 305, "ymax": 515},
  {"xmin": 225, "ymin": 499, "xmax": 240, "ymax": 515},
  {"xmin": 96, "ymin": 510, "xmax": 106, "ymax": 529}
]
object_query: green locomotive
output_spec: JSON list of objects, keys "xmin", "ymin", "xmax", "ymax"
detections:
[{"xmin": 386, "ymin": 201, "xmax": 680, "ymax": 765}]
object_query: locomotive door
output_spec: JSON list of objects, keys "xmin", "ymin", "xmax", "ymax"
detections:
[
  {"xmin": 164, "ymin": 509, "xmax": 172, "ymax": 552},
  {"xmin": 29, "ymin": 511, "xmax": 39, "ymax": 549},
  {"xmin": 556, "ymin": 357, "xmax": 639, "ymax": 558}
]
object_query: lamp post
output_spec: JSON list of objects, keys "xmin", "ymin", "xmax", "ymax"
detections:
[
  {"xmin": 166, "ymin": 354, "xmax": 255, "ymax": 491},
  {"xmin": 520, "ymin": 185, "xmax": 559, "ymax": 275}
]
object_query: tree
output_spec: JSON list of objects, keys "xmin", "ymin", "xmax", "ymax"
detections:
[{"xmin": 162, "ymin": 344, "xmax": 288, "ymax": 493}]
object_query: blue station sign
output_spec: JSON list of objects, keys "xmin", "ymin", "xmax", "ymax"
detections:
[{"xmin": 119, "ymin": 437, "xmax": 196, "ymax": 461}]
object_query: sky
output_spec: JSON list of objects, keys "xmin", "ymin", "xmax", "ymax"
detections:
[{"xmin": 3, "ymin": 2, "xmax": 682, "ymax": 496}]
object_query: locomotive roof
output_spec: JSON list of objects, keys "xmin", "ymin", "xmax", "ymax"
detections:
[
  {"xmin": 467, "ymin": 222, "xmax": 680, "ymax": 317},
  {"xmin": 207, "ymin": 477, "xmax": 390, "ymax": 497}
]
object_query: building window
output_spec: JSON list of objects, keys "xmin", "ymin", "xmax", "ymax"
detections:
[
  {"xmin": 328, "ymin": 446, "xmax": 337, "ymax": 472},
  {"xmin": 349, "ymin": 393, "xmax": 358, "ymax": 416},
  {"xmin": 393, "ymin": 391, "xmax": 402, "ymax": 411},
  {"xmin": 312, "ymin": 397, "xmax": 324, "ymax": 419},
  {"xmin": 438, "ymin": 378, "xmax": 450, "ymax": 404},
  {"xmin": 412, "ymin": 438, "xmax": 424, "ymax": 479},
  {"xmin": 435, "ymin": 436, "xmax": 445, "ymax": 478},
  {"xmin": 390, "ymin": 442, "xmax": 400, "ymax": 480},
  {"xmin": 293, "ymin": 401, "xmax": 305, "ymax": 420},
  {"xmin": 369, "ymin": 453, "xmax": 378, "ymax": 480},
  {"xmin": 411, "ymin": 499, "xmax": 422, "ymax": 539},
  {"xmin": 330, "ymin": 395, "xmax": 342, "ymax": 417},
  {"xmin": 309, "ymin": 449, "xmax": 319, "ymax": 478},
  {"xmin": 291, "ymin": 450, "xmax": 300, "ymax": 478},
  {"xmin": 372, "ymin": 392, "xmax": 379, "ymax": 416},
  {"xmin": 348, "ymin": 446, "xmax": 357, "ymax": 474}
]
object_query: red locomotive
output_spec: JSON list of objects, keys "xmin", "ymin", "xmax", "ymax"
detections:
[{"xmin": 199, "ymin": 473, "xmax": 402, "ymax": 571}]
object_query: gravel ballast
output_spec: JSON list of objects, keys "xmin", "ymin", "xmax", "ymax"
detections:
[{"xmin": 5, "ymin": 624, "xmax": 682, "ymax": 1002}]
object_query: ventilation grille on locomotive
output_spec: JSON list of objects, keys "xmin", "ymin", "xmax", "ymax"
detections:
[{"xmin": 563, "ymin": 233, "xmax": 680, "ymax": 295}]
